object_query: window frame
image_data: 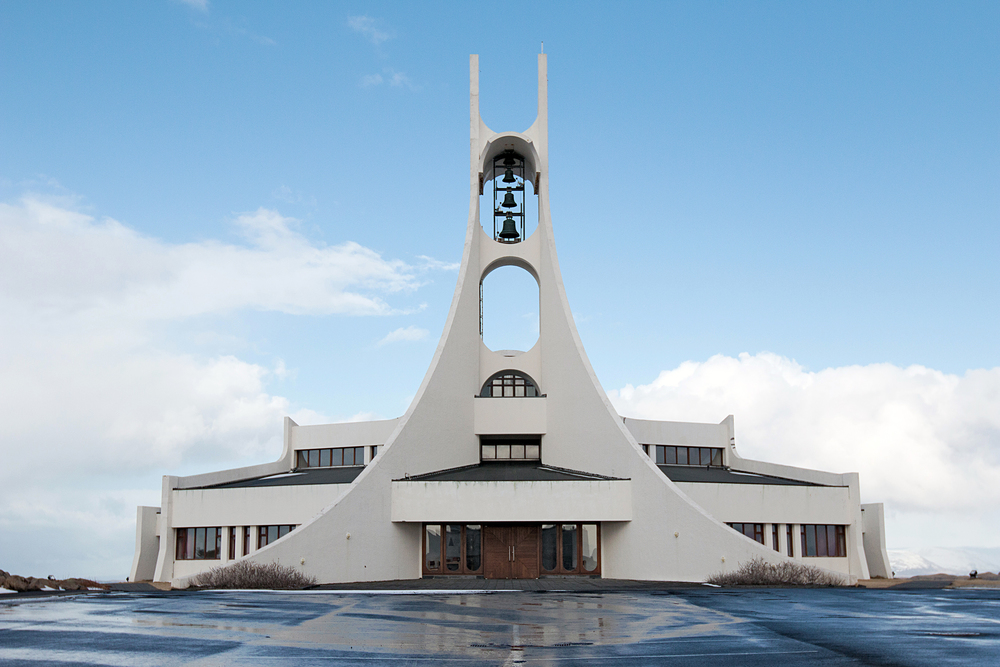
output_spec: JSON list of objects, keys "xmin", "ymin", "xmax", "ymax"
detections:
[
  {"xmin": 800, "ymin": 524, "xmax": 847, "ymax": 557},
  {"xmin": 257, "ymin": 524, "xmax": 297, "ymax": 549},
  {"xmin": 479, "ymin": 370, "xmax": 541, "ymax": 398},
  {"xmin": 652, "ymin": 445, "xmax": 723, "ymax": 467},
  {"xmin": 422, "ymin": 524, "xmax": 484, "ymax": 576},
  {"xmin": 540, "ymin": 523, "xmax": 602, "ymax": 576},
  {"xmin": 727, "ymin": 522, "xmax": 765, "ymax": 545},
  {"xmin": 175, "ymin": 527, "xmax": 223, "ymax": 561},
  {"xmin": 296, "ymin": 446, "xmax": 367, "ymax": 469}
]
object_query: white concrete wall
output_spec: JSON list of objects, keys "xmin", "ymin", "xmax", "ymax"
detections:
[
  {"xmin": 292, "ymin": 418, "xmax": 399, "ymax": 450},
  {"xmin": 129, "ymin": 506, "xmax": 160, "ymax": 582},
  {"xmin": 675, "ymin": 483, "xmax": 854, "ymax": 526},
  {"xmin": 862, "ymin": 503, "xmax": 892, "ymax": 578},
  {"xmin": 172, "ymin": 484, "xmax": 347, "ymax": 528},
  {"xmin": 473, "ymin": 397, "xmax": 546, "ymax": 435},
  {"xmin": 391, "ymin": 480, "xmax": 631, "ymax": 523}
]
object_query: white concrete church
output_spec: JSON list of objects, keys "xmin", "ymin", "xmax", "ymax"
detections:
[{"xmin": 131, "ymin": 55, "xmax": 891, "ymax": 587}]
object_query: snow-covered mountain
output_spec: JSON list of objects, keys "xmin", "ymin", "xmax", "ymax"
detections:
[{"xmin": 888, "ymin": 547, "xmax": 1000, "ymax": 577}]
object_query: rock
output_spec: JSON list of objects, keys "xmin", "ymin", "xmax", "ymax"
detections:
[
  {"xmin": 4, "ymin": 575, "xmax": 31, "ymax": 592},
  {"xmin": 0, "ymin": 569, "xmax": 9, "ymax": 580}
]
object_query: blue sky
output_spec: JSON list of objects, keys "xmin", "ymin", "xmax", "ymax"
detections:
[{"xmin": 0, "ymin": 1, "xmax": 998, "ymax": 579}]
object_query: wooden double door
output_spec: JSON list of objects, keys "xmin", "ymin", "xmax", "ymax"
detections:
[{"xmin": 483, "ymin": 525, "xmax": 539, "ymax": 579}]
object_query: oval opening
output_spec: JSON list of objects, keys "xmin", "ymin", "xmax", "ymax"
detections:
[{"xmin": 480, "ymin": 265, "xmax": 539, "ymax": 353}]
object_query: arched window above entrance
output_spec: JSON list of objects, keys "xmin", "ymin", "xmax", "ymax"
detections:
[{"xmin": 479, "ymin": 370, "xmax": 541, "ymax": 398}]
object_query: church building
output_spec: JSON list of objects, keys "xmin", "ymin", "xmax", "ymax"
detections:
[{"xmin": 130, "ymin": 55, "xmax": 891, "ymax": 586}]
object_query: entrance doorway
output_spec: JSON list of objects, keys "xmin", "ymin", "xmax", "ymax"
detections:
[
  {"xmin": 483, "ymin": 525, "xmax": 539, "ymax": 579},
  {"xmin": 422, "ymin": 523, "xmax": 600, "ymax": 579}
]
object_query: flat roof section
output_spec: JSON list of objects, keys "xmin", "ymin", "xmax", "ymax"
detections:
[
  {"xmin": 659, "ymin": 465, "xmax": 826, "ymax": 486},
  {"xmin": 397, "ymin": 462, "xmax": 627, "ymax": 483},
  {"xmin": 202, "ymin": 466, "xmax": 365, "ymax": 489}
]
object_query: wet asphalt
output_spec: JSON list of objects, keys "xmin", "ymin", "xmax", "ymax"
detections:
[{"xmin": 1, "ymin": 586, "xmax": 998, "ymax": 665}]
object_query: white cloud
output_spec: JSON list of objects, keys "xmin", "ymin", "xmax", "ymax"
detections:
[
  {"xmin": 377, "ymin": 325, "xmax": 429, "ymax": 346},
  {"xmin": 359, "ymin": 68, "xmax": 417, "ymax": 91},
  {"xmin": 347, "ymin": 15, "xmax": 393, "ymax": 45},
  {"xmin": 609, "ymin": 353, "xmax": 1000, "ymax": 547},
  {"xmin": 177, "ymin": 0, "xmax": 209, "ymax": 11},
  {"xmin": 0, "ymin": 199, "xmax": 420, "ymax": 320},
  {"xmin": 0, "ymin": 195, "xmax": 454, "ymax": 578}
]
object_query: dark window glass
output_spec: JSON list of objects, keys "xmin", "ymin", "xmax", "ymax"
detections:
[
  {"xmin": 836, "ymin": 526, "xmax": 846, "ymax": 557},
  {"xmin": 297, "ymin": 451, "xmax": 308, "ymax": 468},
  {"xmin": 425, "ymin": 525, "xmax": 441, "ymax": 571},
  {"xmin": 805, "ymin": 525, "xmax": 817, "ymax": 557},
  {"xmin": 268, "ymin": 526, "xmax": 278, "ymax": 544},
  {"xmin": 772, "ymin": 524, "xmax": 779, "ymax": 552},
  {"xmin": 712, "ymin": 449, "xmax": 723, "ymax": 466},
  {"xmin": 677, "ymin": 447, "xmax": 688, "ymax": 465},
  {"xmin": 665, "ymin": 446, "xmax": 677, "ymax": 464},
  {"xmin": 319, "ymin": 449, "xmax": 331, "ymax": 467},
  {"xmin": 195, "ymin": 528, "xmax": 206, "ymax": 559},
  {"xmin": 229, "ymin": 527, "xmax": 236, "ymax": 560},
  {"xmin": 357, "ymin": 447, "xmax": 365, "ymax": 464},
  {"xmin": 542, "ymin": 524, "xmax": 558, "ymax": 571},
  {"xmin": 655, "ymin": 446, "xmax": 665, "ymax": 464},
  {"xmin": 343, "ymin": 447, "xmax": 354, "ymax": 466},
  {"xmin": 480, "ymin": 371, "xmax": 540, "ymax": 398},
  {"xmin": 699, "ymin": 448, "xmax": 710, "ymax": 465},
  {"xmin": 445, "ymin": 525, "xmax": 462, "ymax": 571},
  {"xmin": 562, "ymin": 524, "xmax": 578, "ymax": 571},
  {"xmin": 787, "ymin": 525, "xmax": 794, "ymax": 557},
  {"xmin": 465, "ymin": 525, "xmax": 482, "ymax": 571},
  {"xmin": 243, "ymin": 526, "xmax": 251, "ymax": 556},
  {"xmin": 817, "ymin": 524, "xmax": 828, "ymax": 556},
  {"xmin": 332, "ymin": 448, "xmax": 343, "ymax": 466}
]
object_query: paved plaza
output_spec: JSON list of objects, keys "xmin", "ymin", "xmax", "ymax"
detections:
[{"xmin": 1, "ymin": 585, "xmax": 998, "ymax": 665}]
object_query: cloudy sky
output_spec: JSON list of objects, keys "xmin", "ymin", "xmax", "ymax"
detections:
[{"xmin": 1, "ymin": 1, "xmax": 997, "ymax": 579}]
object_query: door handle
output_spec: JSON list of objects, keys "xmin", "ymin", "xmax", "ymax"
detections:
[{"xmin": 513, "ymin": 546, "xmax": 516, "ymax": 561}]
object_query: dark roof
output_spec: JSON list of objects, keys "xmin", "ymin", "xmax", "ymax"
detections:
[
  {"xmin": 658, "ymin": 465, "xmax": 826, "ymax": 487},
  {"xmin": 201, "ymin": 466, "xmax": 365, "ymax": 489},
  {"xmin": 396, "ymin": 462, "xmax": 627, "ymax": 483}
]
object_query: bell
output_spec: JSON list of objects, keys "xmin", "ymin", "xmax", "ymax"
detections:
[
  {"xmin": 498, "ymin": 215, "xmax": 520, "ymax": 241},
  {"xmin": 503, "ymin": 155, "xmax": 516, "ymax": 167},
  {"xmin": 502, "ymin": 168, "xmax": 516, "ymax": 183},
  {"xmin": 500, "ymin": 192, "xmax": 517, "ymax": 209}
]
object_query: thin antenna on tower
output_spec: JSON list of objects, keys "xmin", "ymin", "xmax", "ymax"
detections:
[{"xmin": 541, "ymin": 41, "xmax": 544, "ymax": 53}]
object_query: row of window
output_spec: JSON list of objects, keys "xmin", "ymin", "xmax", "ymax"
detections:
[
  {"xmin": 296, "ymin": 446, "xmax": 371, "ymax": 469},
  {"xmin": 480, "ymin": 371, "xmax": 540, "ymax": 397},
  {"xmin": 726, "ymin": 523, "xmax": 847, "ymax": 558},
  {"xmin": 481, "ymin": 441, "xmax": 541, "ymax": 461},
  {"xmin": 176, "ymin": 525, "xmax": 298, "ymax": 560},
  {"xmin": 644, "ymin": 444, "xmax": 724, "ymax": 467},
  {"xmin": 422, "ymin": 523, "xmax": 600, "ymax": 575}
]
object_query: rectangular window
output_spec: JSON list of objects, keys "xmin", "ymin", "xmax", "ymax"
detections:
[
  {"xmin": 480, "ymin": 438, "xmax": 541, "ymax": 461},
  {"xmin": 175, "ymin": 527, "xmax": 222, "ymax": 560},
  {"xmin": 787, "ymin": 524, "xmax": 794, "ymax": 557},
  {"xmin": 296, "ymin": 447, "xmax": 367, "ymax": 468},
  {"xmin": 800, "ymin": 525, "xmax": 846, "ymax": 557},
  {"xmin": 651, "ymin": 445, "xmax": 723, "ymax": 467},
  {"xmin": 243, "ymin": 526, "xmax": 251, "ymax": 556},
  {"xmin": 727, "ymin": 523, "xmax": 765, "ymax": 545},
  {"xmin": 771, "ymin": 524, "xmax": 779, "ymax": 552},
  {"xmin": 540, "ymin": 523, "xmax": 601, "ymax": 575},
  {"xmin": 423, "ymin": 524, "xmax": 483, "ymax": 575},
  {"xmin": 257, "ymin": 525, "xmax": 296, "ymax": 549},
  {"xmin": 228, "ymin": 526, "xmax": 236, "ymax": 560}
]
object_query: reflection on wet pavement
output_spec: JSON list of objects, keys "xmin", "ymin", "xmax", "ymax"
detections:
[{"xmin": 1, "ymin": 588, "xmax": 998, "ymax": 665}]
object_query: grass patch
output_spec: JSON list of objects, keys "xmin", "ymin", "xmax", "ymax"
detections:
[
  {"xmin": 707, "ymin": 557, "xmax": 846, "ymax": 587},
  {"xmin": 191, "ymin": 560, "xmax": 317, "ymax": 590}
]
